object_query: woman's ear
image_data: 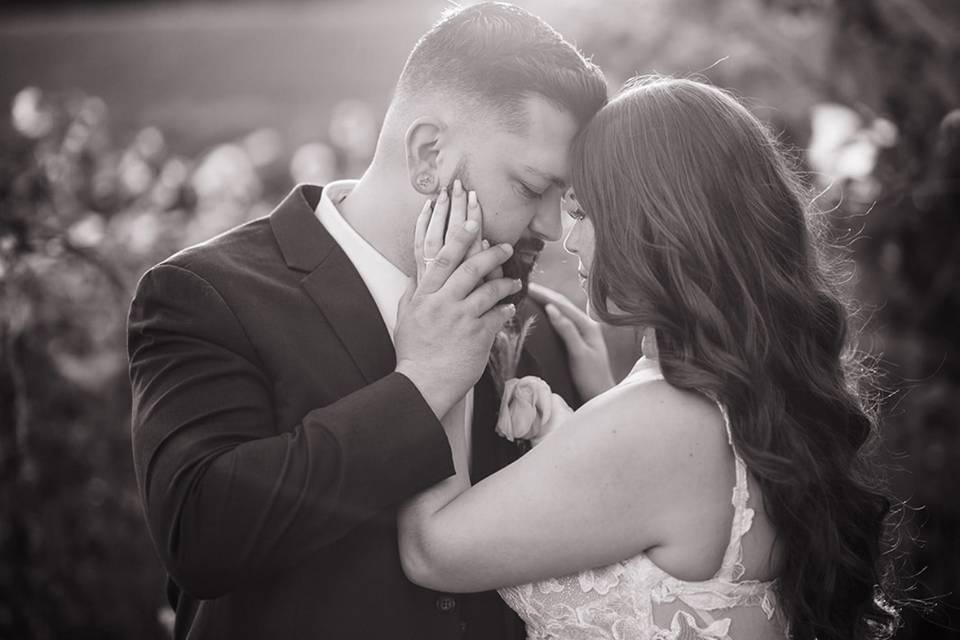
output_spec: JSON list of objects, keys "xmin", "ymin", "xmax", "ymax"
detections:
[{"xmin": 405, "ymin": 117, "xmax": 443, "ymax": 194}]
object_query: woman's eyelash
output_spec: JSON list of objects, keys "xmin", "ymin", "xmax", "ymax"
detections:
[{"xmin": 518, "ymin": 182, "xmax": 544, "ymax": 200}]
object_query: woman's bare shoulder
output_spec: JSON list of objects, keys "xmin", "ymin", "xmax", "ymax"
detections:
[
  {"xmin": 577, "ymin": 378, "xmax": 734, "ymax": 510},
  {"xmin": 583, "ymin": 376, "xmax": 728, "ymax": 452},
  {"xmin": 570, "ymin": 378, "xmax": 739, "ymax": 577}
]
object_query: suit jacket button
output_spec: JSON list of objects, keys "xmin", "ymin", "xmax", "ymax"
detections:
[{"xmin": 436, "ymin": 596, "xmax": 456, "ymax": 612}]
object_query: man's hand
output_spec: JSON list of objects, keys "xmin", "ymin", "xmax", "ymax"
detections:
[
  {"xmin": 395, "ymin": 182, "xmax": 522, "ymax": 418},
  {"xmin": 527, "ymin": 282, "xmax": 615, "ymax": 401}
]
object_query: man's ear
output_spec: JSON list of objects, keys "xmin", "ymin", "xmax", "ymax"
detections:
[{"xmin": 405, "ymin": 117, "xmax": 444, "ymax": 194}]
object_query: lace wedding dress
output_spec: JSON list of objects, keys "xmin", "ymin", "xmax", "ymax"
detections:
[{"xmin": 498, "ymin": 359, "xmax": 787, "ymax": 640}]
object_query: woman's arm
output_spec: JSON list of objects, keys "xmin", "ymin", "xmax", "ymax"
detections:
[{"xmin": 397, "ymin": 378, "xmax": 729, "ymax": 592}]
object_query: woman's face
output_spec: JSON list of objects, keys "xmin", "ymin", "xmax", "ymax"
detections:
[{"xmin": 561, "ymin": 190, "xmax": 595, "ymax": 290}]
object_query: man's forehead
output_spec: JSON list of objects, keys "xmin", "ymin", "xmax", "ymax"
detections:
[
  {"xmin": 467, "ymin": 97, "xmax": 578, "ymax": 185},
  {"xmin": 483, "ymin": 129, "xmax": 572, "ymax": 184},
  {"xmin": 511, "ymin": 96, "xmax": 578, "ymax": 183}
]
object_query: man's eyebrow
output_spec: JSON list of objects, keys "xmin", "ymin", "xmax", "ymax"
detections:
[{"xmin": 522, "ymin": 165, "xmax": 567, "ymax": 189}]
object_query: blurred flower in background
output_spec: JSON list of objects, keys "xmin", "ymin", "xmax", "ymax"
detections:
[
  {"xmin": 11, "ymin": 87, "xmax": 55, "ymax": 139},
  {"xmin": 807, "ymin": 103, "xmax": 899, "ymax": 207},
  {"xmin": 329, "ymin": 98, "xmax": 379, "ymax": 176},
  {"xmin": 290, "ymin": 141, "xmax": 338, "ymax": 185}
]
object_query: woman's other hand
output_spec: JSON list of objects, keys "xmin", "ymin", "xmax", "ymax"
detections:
[{"xmin": 527, "ymin": 282, "xmax": 615, "ymax": 400}]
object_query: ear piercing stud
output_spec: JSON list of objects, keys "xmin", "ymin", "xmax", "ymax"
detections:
[{"xmin": 416, "ymin": 174, "xmax": 434, "ymax": 191}]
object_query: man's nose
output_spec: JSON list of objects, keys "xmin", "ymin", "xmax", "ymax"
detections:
[{"xmin": 529, "ymin": 196, "xmax": 564, "ymax": 242}]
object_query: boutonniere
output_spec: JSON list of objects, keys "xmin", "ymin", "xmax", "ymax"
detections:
[{"xmin": 488, "ymin": 314, "xmax": 537, "ymax": 398}]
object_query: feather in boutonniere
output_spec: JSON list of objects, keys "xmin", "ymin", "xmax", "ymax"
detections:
[{"xmin": 488, "ymin": 314, "xmax": 537, "ymax": 398}]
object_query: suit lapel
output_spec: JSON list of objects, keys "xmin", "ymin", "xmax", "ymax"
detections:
[
  {"xmin": 270, "ymin": 184, "xmax": 396, "ymax": 384},
  {"xmin": 470, "ymin": 366, "xmax": 533, "ymax": 486},
  {"xmin": 469, "ymin": 301, "xmax": 557, "ymax": 484},
  {"xmin": 300, "ymin": 261, "xmax": 397, "ymax": 384}
]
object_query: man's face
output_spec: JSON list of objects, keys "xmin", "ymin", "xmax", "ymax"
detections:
[{"xmin": 442, "ymin": 95, "xmax": 580, "ymax": 301}]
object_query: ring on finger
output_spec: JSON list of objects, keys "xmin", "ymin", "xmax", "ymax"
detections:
[{"xmin": 423, "ymin": 256, "xmax": 438, "ymax": 264}]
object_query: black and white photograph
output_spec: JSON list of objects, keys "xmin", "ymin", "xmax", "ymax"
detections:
[{"xmin": 1, "ymin": 0, "xmax": 958, "ymax": 638}]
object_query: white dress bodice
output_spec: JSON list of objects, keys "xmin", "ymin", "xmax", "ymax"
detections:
[{"xmin": 497, "ymin": 359, "xmax": 787, "ymax": 640}]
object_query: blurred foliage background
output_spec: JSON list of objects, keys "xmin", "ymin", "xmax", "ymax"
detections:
[{"xmin": 0, "ymin": 0, "xmax": 957, "ymax": 638}]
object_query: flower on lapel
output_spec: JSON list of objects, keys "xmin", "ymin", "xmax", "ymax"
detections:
[
  {"xmin": 488, "ymin": 314, "xmax": 537, "ymax": 397},
  {"xmin": 495, "ymin": 376, "xmax": 573, "ymax": 446}
]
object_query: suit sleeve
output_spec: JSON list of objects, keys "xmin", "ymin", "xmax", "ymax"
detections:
[{"xmin": 128, "ymin": 263, "xmax": 454, "ymax": 599}]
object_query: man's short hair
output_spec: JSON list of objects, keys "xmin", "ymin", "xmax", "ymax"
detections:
[{"xmin": 395, "ymin": 2, "xmax": 607, "ymax": 131}]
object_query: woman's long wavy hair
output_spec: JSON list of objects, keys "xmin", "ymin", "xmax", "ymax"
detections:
[{"xmin": 572, "ymin": 76, "xmax": 899, "ymax": 640}]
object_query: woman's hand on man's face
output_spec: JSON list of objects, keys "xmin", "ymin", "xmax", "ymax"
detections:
[{"xmin": 393, "ymin": 181, "xmax": 521, "ymax": 418}]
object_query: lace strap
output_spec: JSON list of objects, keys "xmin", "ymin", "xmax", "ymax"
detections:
[
  {"xmin": 715, "ymin": 402, "xmax": 756, "ymax": 582},
  {"xmin": 624, "ymin": 361, "xmax": 756, "ymax": 583},
  {"xmin": 717, "ymin": 402, "xmax": 734, "ymax": 446}
]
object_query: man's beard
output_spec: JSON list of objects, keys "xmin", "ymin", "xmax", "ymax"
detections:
[{"xmin": 500, "ymin": 236, "xmax": 545, "ymax": 306}]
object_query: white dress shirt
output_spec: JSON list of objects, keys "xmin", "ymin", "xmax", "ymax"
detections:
[{"xmin": 315, "ymin": 180, "xmax": 473, "ymax": 473}]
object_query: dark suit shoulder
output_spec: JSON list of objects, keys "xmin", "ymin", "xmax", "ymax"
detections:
[
  {"xmin": 160, "ymin": 216, "xmax": 280, "ymax": 282},
  {"xmin": 144, "ymin": 215, "xmax": 304, "ymax": 315}
]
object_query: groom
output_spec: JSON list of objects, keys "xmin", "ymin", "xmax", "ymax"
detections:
[{"xmin": 128, "ymin": 3, "xmax": 606, "ymax": 639}]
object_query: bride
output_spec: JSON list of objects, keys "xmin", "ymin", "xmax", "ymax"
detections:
[{"xmin": 396, "ymin": 76, "xmax": 898, "ymax": 640}]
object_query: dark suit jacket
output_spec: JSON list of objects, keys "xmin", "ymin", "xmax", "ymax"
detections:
[{"xmin": 128, "ymin": 184, "xmax": 582, "ymax": 640}]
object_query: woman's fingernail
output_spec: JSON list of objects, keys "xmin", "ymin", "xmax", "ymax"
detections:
[
  {"xmin": 499, "ymin": 243, "xmax": 514, "ymax": 255},
  {"xmin": 545, "ymin": 304, "xmax": 557, "ymax": 316},
  {"xmin": 482, "ymin": 239, "xmax": 490, "ymax": 250},
  {"xmin": 513, "ymin": 279, "xmax": 523, "ymax": 291},
  {"xmin": 437, "ymin": 189, "xmax": 447, "ymax": 203},
  {"xmin": 453, "ymin": 179, "xmax": 463, "ymax": 195},
  {"xmin": 464, "ymin": 219, "xmax": 478, "ymax": 233},
  {"xmin": 468, "ymin": 190, "xmax": 477, "ymax": 207},
  {"xmin": 505, "ymin": 303, "xmax": 517, "ymax": 316}
]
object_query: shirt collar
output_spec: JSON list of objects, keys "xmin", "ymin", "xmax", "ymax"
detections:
[{"xmin": 315, "ymin": 180, "xmax": 411, "ymax": 341}]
